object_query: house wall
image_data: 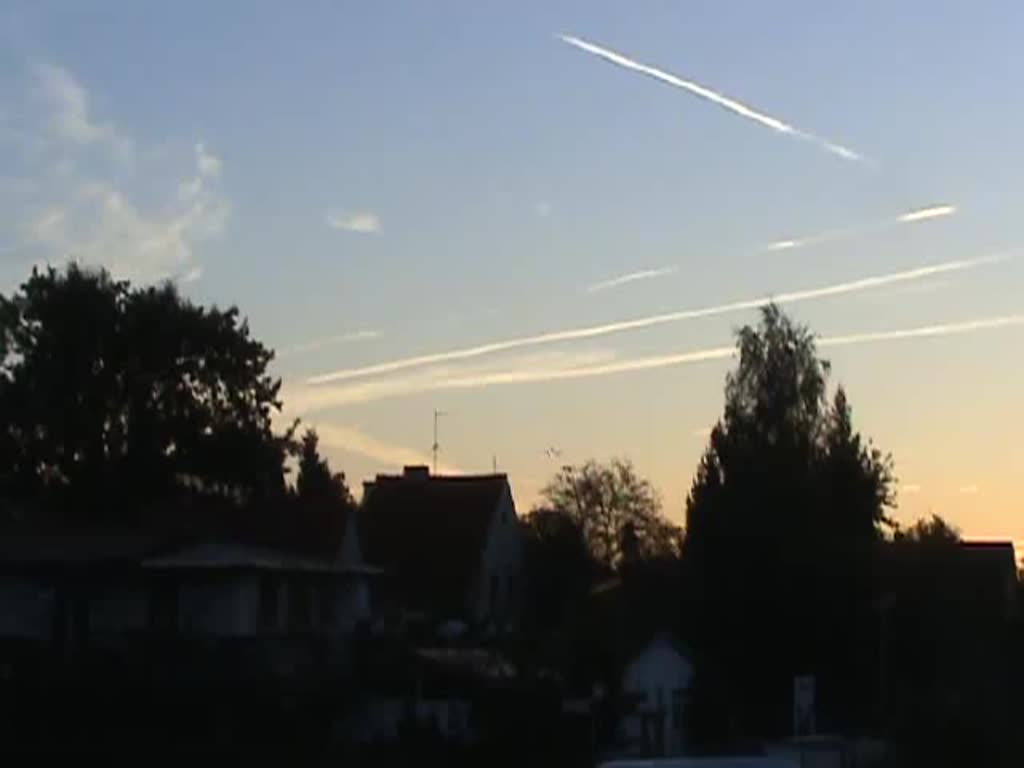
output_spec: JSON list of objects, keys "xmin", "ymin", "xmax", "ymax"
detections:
[
  {"xmin": 473, "ymin": 486, "xmax": 524, "ymax": 623},
  {"xmin": 89, "ymin": 585, "xmax": 148, "ymax": 635},
  {"xmin": 331, "ymin": 574, "xmax": 371, "ymax": 633},
  {"xmin": 621, "ymin": 637, "xmax": 695, "ymax": 756},
  {"xmin": 178, "ymin": 573, "xmax": 261, "ymax": 636}
]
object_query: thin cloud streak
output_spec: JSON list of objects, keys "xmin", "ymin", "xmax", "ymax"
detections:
[
  {"xmin": 765, "ymin": 204, "xmax": 957, "ymax": 253},
  {"xmin": 898, "ymin": 205, "xmax": 957, "ymax": 224},
  {"xmin": 326, "ymin": 210, "xmax": 381, "ymax": 234},
  {"xmin": 279, "ymin": 330, "xmax": 381, "ymax": 358},
  {"xmin": 307, "ymin": 252, "xmax": 1010, "ymax": 385},
  {"xmin": 586, "ymin": 266, "xmax": 678, "ymax": 293},
  {"xmin": 559, "ymin": 34, "xmax": 863, "ymax": 163},
  {"xmin": 299, "ymin": 313, "xmax": 1024, "ymax": 412}
]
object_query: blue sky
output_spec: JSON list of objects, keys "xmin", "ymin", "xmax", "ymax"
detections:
[{"xmin": 2, "ymin": 2, "xmax": 1022, "ymax": 541}]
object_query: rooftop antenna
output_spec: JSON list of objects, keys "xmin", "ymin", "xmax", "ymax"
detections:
[
  {"xmin": 492, "ymin": 454, "xmax": 498, "ymax": 473},
  {"xmin": 432, "ymin": 409, "xmax": 446, "ymax": 474}
]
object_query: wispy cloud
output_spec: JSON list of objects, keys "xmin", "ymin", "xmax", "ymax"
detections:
[
  {"xmin": 195, "ymin": 142, "xmax": 222, "ymax": 178},
  {"xmin": 295, "ymin": 313, "xmax": 1024, "ymax": 412},
  {"xmin": 559, "ymin": 34, "xmax": 864, "ymax": 163},
  {"xmin": 278, "ymin": 329, "xmax": 382, "ymax": 358},
  {"xmin": 764, "ymin": 203, "xmax": 957, "ymax": 253},
  {"xmin": 179, "ymin": 265, "xmax": 203, "ymax": 284},
  {"xmin": 306, "ymin": 252, "xmax": 1010, "ymax": 385},
  {"xmin": 691, "ymin": 426, "xmax": 714, "ymax": 439},
  {"xmin": 585, "ymin": 266, "xmax": 678, "ymax": 294},
  {"xmin": 902, "ymin": 483, "xmax": 922, "ymax": 494},
  {"xmin": 310, "ymin": 422, "xmax": 461, "ymax": 474},
  {"xmin": 33, "ymin": 62, "xmax": 133, "ymax": 161},
  {"xmin": 326, "ymin": 210, "xmax": 381, "ymax": 234},
  {"xmin": 958, "ymin": 484, "xmax": 980, "ymax": 495},
  {"xmin": 535, "ymin": 201, "xmax": 552, "ymax": 218},
  {"xmin": 16, "ymin": 114, "xmax": 228, "ymax": 283}
]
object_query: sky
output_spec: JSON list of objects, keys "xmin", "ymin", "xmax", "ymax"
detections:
[{"xmin": 1, "ymin": 2, "xmax": 1022, "ymax": 546}]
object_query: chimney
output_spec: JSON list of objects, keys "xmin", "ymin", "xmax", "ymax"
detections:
[{"xmin": 403, "ymin": 465, "xmax": 430, "ymax": 480}]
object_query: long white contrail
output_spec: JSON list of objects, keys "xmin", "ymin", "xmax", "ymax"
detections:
[
  {"xmin": 820, "ymin": 315, "xmax": 1024, "ymax": 348},
  {"xmin": 586, "ymin": 266, "xmax": 678, "ymax": 293},
  {"xmin": 295, "ymin": 314, "xmax": 1024, "ymax": 411},
  {"xmin": 765, "ymin": 204, "xmax": 958, "ymax": 253},
  {"xmin": 559, "ymin": 33, "xmax": 863, "ymax": 163},
  {"xmin": 306, "ymin": 252, "xmax": 1011, "ymax": 385}
]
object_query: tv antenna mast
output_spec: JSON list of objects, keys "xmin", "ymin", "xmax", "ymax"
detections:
[{"xmin": 432, "ymin": 409, "xmax": 446, "ymax": 474}]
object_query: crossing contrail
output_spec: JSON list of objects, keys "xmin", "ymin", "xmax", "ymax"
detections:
[
  {"xmin": 559, "ymin": 33, "xmax": 864, "ymax": 163},
  {"xmin": 765, "ymin": 204, "xmax": 958, "ymax": 253},
  {"xmin": 306, "ymin": 251, "xmax": 1011, "ymax": 386},
  {"xmin": 295, "ymin": 313, "xmax": 1024, "ymax": 411}
]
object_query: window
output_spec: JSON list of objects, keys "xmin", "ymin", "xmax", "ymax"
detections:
[
  {"xmin": 288, "ymin": 578, "xmax": 312, "ymax": 632},
  {"xmin": 259, "ymin": 575, "xmax": 278, "ymax": 629},
  {"xmin": 148, "ymin": 581, "xmax": 179, "ymax": 634},
  {"xmin": 319, "ymin": 582, "xmax": 337, "ymax": 627},
  {"xmin": 490, "ymin": 573, "xmax": 500, "ymax": 614}
]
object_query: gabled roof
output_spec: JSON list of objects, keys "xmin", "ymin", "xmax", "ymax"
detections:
[{"xmin": 358, "ymin": 468, "xmax": 510, "ymax": 619}]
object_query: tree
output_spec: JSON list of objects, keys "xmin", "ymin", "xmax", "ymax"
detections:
[
  {"xmin": 540, "ymin": 458, "xmax": 682, "ymax": 570},
  {"xmin": 894, "ymin": 514, "xmax": 960, "ymax": 546},
  {"xmin": 0, "ymin": 264, "xmax": 293, "ymax": 519},
  {"xmin": 288, "ymin": 428, "xmax": 356, "ymax": 557},
  {"xmin": 684, "ymin": 304, "xmax": 895, "ymax": 740},
  {"xmin": 520, "ymin": 508, "xmax": 596, "ymax": 636},
  {"xmin": 295, "ymin": 428, "xmax": 353, "ymax": 507}
]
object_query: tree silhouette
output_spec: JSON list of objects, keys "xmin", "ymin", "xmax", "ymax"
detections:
[
  {"xmin": 894, "ymin": 514, "xmax": 960, "ymax": 546},
  {"xmin": 520, "ymin": 508, "xmax": 596, "ymax": 638},
  {"xmin": 684, "ymin": 304, "xmax": 895, "ymax": 741},
  {"xmin": 0, "ymin": 264, "xmax": 293, "ymax": 520},
  {"xmin": 290, "ymin": 427, "xmax": 356, "ymax": 555},
  {"xmin": 540, "ymin": 458, "xmax": 682, "ymax": 570},
  {"xmin": 295, "ymin": 428, "xmax": 353, "ymax": 508}
]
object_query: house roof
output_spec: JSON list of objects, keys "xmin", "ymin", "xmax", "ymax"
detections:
[
  {"xmin": 0, "ymin": 531, "xmax": 178, "ymax": 568},
  {"xmin": 358, "ymin": 469, "xmax": 509, "ymax": 619},
  {"xmin": 141, "ymin": 540, "xmax": 378, "ymax": 575}
]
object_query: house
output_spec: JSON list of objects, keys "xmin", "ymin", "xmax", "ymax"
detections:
[
  {"xmin": 358, "ymin": 466, "xmax": 524, "ymax": 628},
  {"xmin": 0, "ymin": 510, "xmax": 375, "ymax": 653},
  {"xmin": 619, "ymin": 634, "xmax": 695, "ymax": 757},
  {"xmin": 142, "ymin": 538, "xmax": 374, "ymax": 640}
]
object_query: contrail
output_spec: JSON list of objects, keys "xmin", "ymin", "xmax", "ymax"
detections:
[
  {"xmin": 559, "ymin": 33, "xmax": 864, "ymax": 163},
  {"xmin": 765, "ymin": 204, "xmax": 957, "ymax": 253},
  {"xmin": 297, "ymin": 314, "xmax": 1024, "ymax": 411},
  {"xmin": 278, "ymin": 329, "xmax": 381, "ymax": 357},
  {"xmin": 306, "ymin": 251, "xmax": 1011, "ymax": 385},
  {"xmin": 819, "ymin": 315, "xmax": 1024, "ymax": 348},
  {"xmin": 586, "ymin": 266, "xmax": 678, "ymax": 293},
  {"xmin": 897, "ymin": 204, "xmax": 957, "ymax": 224}
]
